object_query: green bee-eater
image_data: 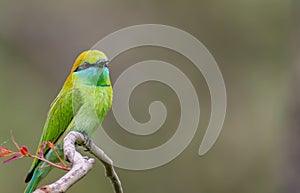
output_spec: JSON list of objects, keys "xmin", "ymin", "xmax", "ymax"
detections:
[{"xmin": 24, "ymin": 50, "xmax": 113, "ymax": 193}]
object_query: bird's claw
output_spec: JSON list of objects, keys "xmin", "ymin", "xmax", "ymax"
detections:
[
  {"xmin": 85, "ymin": 138, "xmax": 92, "ymax": 151},
  {"xmin": 80, "ymin": 132, "xmax": 92, "ymax": 151}
]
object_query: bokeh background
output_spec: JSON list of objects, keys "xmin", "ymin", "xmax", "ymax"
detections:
[{"xmin": 0, "ymin": 0, "xmax": 297, "ymax": 192}]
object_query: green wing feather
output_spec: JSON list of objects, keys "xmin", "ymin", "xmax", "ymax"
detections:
[{"xmin": 25, "ymin": 88, "xmax": 82, "ymax": 183}]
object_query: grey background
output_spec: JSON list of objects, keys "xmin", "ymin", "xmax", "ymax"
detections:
[{"xmin": 0, "ymin": 0, "xmax": 293, "ymax": 193}]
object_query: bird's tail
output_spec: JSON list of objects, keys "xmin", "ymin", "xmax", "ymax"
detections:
[
  {"xmin": 24, "ymin": 171, "xmax": 42, "ymax": 193},
  {"xmin": 24, "ymin": 159, "xmax": 54, "ymax": 193}
]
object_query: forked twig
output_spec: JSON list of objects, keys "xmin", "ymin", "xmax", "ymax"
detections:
[{"xmin": 33, "ymin": 131, "xmax": 123, "ymax": 193}]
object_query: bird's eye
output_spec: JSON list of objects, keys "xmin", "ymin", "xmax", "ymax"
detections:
[
  {"xmin": 74, "ymin": 62, "xmax": 90, "ymax": 72},
  {"xmin": 82, "ymin": 62, "xmax": 90, "ymax": 69}
]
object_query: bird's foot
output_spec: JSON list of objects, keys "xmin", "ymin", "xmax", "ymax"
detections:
[
  {"xmin": 78, "ymin": 132, "xmax": 92, "ymax": 151},
  {"xmin": 84, "ymin": 138, "xmax": 92, "ymax": 151}
]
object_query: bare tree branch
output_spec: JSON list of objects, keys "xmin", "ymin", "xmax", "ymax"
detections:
[
  {"xmin": 87, "ymin": 141, "xmax": 123, "ymax": 193},
  {"xmin": 33, "ymin": 131, "xmax": 123, "ymax": 193}
]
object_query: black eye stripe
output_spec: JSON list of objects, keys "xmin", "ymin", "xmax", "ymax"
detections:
[
  {"xmin": 74, "ymin": 62, "xmax": 92, "ymax": 72},
  {"xmin": 74, "ymin": 60, "xmax": 109, "ymax": 72}
]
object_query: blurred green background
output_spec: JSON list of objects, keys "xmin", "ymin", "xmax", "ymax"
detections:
[{"xmin": 0, "ymin": 0, "xmax": 296, "ymax": 192}]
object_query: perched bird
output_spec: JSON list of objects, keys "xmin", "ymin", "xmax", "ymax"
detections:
[{"xmin": 24, "ymin": 50, "xmax": 113, "ymax": 193}]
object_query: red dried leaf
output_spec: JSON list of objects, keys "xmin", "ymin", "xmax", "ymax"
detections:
[
  {"xmin": 0, "ymin": 146, "xmax": 10, "ymax": 151},
  {"xmin": 2, "ymin": 154, "xmax": 22, "ymax": 164},
  {"xmin": 20, "ymin": 146, "xmax": 29, "ymax": 156},
  {"xmin": 47, "ymin": 142, "xmax": 55, "ymax": 150},
  {"xmin": 0, "ymin": 152, "xmax": 14, "ymax": 158},
  {"xmin": 38, "ymin": 142, "xmax": 47, "ymax": 158},
  {"xmin": 0, "ymin": 146, "xmax": 11, "ymax": 153},
  {"xmin": 0, "ymin": 146, "xmax": 13, "ymax": 157}
]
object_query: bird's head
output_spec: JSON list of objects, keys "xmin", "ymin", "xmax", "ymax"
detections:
[{"xmin": 70, "ymin": 50, "xmax": 111, "ymax": 86}]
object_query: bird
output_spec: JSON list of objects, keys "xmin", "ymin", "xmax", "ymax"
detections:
[{"xmin": 24, "ymin": 50, "xmax": 113, "ymax": 193}]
